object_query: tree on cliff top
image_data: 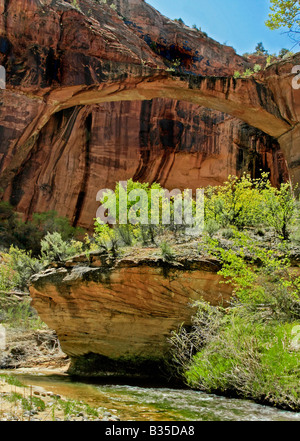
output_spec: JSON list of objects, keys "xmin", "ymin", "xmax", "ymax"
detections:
[
  {"xmin": 266, "ymin": 0, "xmax": 300, "ymax": 45},
  {"xmin": 255, "ymin": 42, "xmax": 268, "ymax": 55}
]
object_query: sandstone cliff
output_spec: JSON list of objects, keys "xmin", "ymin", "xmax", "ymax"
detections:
[
  {"xmin": 29, "ymin": 245, "xmax": 232, "ymax": 374},
  {"xmin": 0, "ymin": 0, "xmax": 297, "ymax": 230},
  {"xmin": 4, "ymin": 99, "xmax": 287, "ymax": 229}
]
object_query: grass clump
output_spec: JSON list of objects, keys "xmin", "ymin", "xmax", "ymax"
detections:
[
  {"xmin": 0, "ymin": 374, "xmax": 25, "ymax": 388},
  {"xmin": 56, "ymin": 397, "xmax": 100, "ymax": 420},
  {"xmin": 160, "ymin": 241, "xmax": 175, "ymax": 262},
  {"xmin": 186, "ymin": 317, "xmax": 300, "ymax": 410}
]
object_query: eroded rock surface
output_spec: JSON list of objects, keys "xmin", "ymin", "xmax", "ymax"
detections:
[
  {"xmin": 4, "ymin": 99, "xmax": 288, "ymax": 229},
  {"xmin": 29, "ymin": 247, "xmax": 232, "ymax": 374}
]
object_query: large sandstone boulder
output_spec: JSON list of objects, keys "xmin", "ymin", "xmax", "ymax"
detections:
[{"xmin": 29, "ymin": 247, "xmax": 232, "ymax": 375}]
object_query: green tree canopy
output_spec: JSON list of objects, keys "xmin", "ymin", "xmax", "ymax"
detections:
[
  {"xmin": 266, "ymin": 0, "xmax": 300, "ymax": 44},
  {"xmin": 255, "ymin": 42, "xmax": 268, "ymax": 55}
]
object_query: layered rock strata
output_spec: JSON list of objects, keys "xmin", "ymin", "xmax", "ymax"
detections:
[{"xmin": 29, "ymin": 247, "xmax": 232, "ymax": 374}]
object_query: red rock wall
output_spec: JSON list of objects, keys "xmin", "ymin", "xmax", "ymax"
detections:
[
  {"xmin": 0, "ymin": 0, "xmax": 291, "ymax": 229},
  {"xmin": 3, "ymin": 99, "xmax": 287, "ymax": 229}
]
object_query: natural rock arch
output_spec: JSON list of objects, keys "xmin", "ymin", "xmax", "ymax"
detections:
[
  {"xmin": 0, "ymin": 69, "xmax": 295, "ymax": 184},
  {"xmin": 1, "ymin": 0, "xmax": 299, "ymax": 222},
  {"xmin": 2, "ymin": 66, "xmax": 299, "ymax": 202}
]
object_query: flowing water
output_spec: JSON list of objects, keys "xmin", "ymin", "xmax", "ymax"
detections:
[{"xmin": 10, "ymin": 372, "xmax": 300, "ymax": 421}]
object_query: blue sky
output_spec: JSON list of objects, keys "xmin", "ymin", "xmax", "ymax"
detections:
[{"xmin": 146, "ymin": 0, "xmax": 297, "ymax": 56}]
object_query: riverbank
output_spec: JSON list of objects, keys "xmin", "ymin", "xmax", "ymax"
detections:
[
  {"xmin": 1, "ymin": 371, "xmax": 300, "ymax": 421},
  {"xmin": 0, "ymin": 373, "xmax": 121, "ymax": 421},
  {"xmin": 0, "ymin": 323, "xmax": 121, "ymax": 421},
  {"xmin": 0, "ymin": 290, "xmax": 69, "ymax": 372},
  {"xmin": 0, "ymin": 300, "xmax": 121, "ymax": 421}
]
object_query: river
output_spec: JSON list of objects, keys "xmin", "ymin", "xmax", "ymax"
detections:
[{"xmin": 10, "ymin": 372, "xmax": 300, "ymax": 421}]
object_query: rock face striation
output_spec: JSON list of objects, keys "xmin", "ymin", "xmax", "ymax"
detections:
[
  {"xmin": 29, "ymin": 247, "xmax": 233, "ymax": 375},
  {"xmin": 4, "ymin": 99, "xmax": 288, "ymax": 229},
  {"xmin": 0, "ymin": 0, "xmax": 297, "ymax": 229}
]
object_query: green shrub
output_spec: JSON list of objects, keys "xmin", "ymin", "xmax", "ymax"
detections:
[
  {"xmin": 72, "ymin": 0, "xmax": 81, "ymax": 10},
  {"xmin": 221, "ymin": 227, "xmax": 236, "ymax": 239},
  {"xmin": 0, "ymin": 257, "xmax": 17, "ymax": 291},
  {"xmin": 32, "ymin": 211, "xmax": 83, "ymax": 242},
  {"xmin": 262, "ymin": 182, "xmax": 297, "ymax": 240},
  {"xmin": 41, "ymin": 232, "xmax": 83, "ymax": 263},
  {"xmin": 204, "ymin": 219, "xmax": 220, "ymax": 238},
  {"xmin": 5, "ymin": 246, "xmax": 44, "ymax": 290},
  {"xmin": 254, "ymin": 64, "xmax": 262, "ymax": 73},
  {"xmin": 3, "ymin": 392, "xmax": 24, "ymax": 404},
  {"xmin": 174, "ymin": 18, "xmax": 185, "ymax": 25},
  {"xmin": 168, "ymin": 301, "xmax": 224, "ymax": 377},
  {"xmin": 160, "ymin": 241, "xmax": 174, "ymax": 261},
  {"xmin": 0, "ymin": 204, "xmax": 83, "ymax": 256},
  {"xmin": 243, "ymin": 68, "xmax": 254, "ymax": 77},
  {"xmin": 94, "ymin": 223, "xmax": 119, "ymax": 256},
  {"xmin": 0, "ymin": 202, "xmax": 37, "ymax": 252},
  {"xmin": 204, "ymin": 174, "xmax": 297, "ymax": 238},
  {"xmin": 31, "ymin": 396, "xmax": 46, "ymax": 411}
]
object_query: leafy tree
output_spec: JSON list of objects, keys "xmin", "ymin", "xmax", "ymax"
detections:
[
  {"xmin": 204, "ymin": 173, "xmax": 297, "ymax": 239},
  {"xmin": 262, "ymin": 181, "xmax": 297, "ymax": 240},
  {"xmin": 2, "ymin": 246, "xmax": 44, "ymax": 291},
  {"xmin": 93, "ymin": 223, "xmax": 119, "ymax": 256},
  {"xmin": 32, "ymin": 211, "xmax": 83, "ymax": 242},
  {"xmin": 255, "ymin": 42, "xmax": 268, "ymax": 55},
  {"xmin": 278, "ymin": 47, "xmax": 290, "ymax": 57},
  {"xmin": 266, "ymin": 0, "xmax": 300, "ymax": 44},
  {"xmin": 0, "ymin": 204, "xmax": 83, "ymax": 255},
  {"xmin": 95, "ymin": 179, "xmax": 185, "ymax": 246},
  {"xmin": 204, "ymin": 174, "xmax": 267, "ymax": 229},
  {"xmin": 98, "ymin": 179, "xmax": 163, "ymax": 244},
  {"xmin": 208, "ymin": 230, "xmax": 300, "ymax": 312}
]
